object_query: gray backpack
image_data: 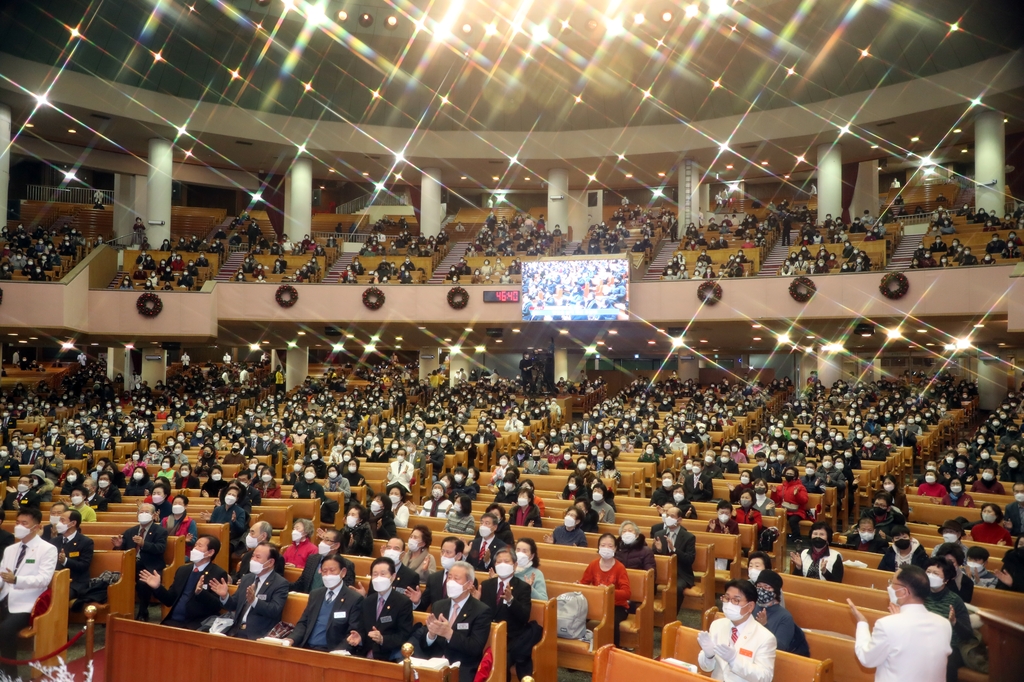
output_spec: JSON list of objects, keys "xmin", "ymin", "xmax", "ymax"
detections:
[{"xmin": 556, "ymin": 591, "xmax": 590, "ymax": 641}]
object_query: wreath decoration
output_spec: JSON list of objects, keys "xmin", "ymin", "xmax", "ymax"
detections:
[
  {"xmin": 697, "ymin": 281, "xmax": 723, "ymax": 306},
  {"xmin": 447, "ymin": 286, "xmax": 470, "ymax": 310},
  {"xmin": 136, "ymin": 292, "xmax": 163, "ymax": 317},
  {"xmin": 789, "ymin": 276, "xmax": 816, "ymax": 303},
  {"xmin": 362, "ymin": 286, "xmax": 385, "ymax": 310},
  {"xmin": 275, "ymin": 284, "xmax": 298, "ymax": 308},
  {"xmin": 879, "ymin": 272, "xmax": 909, "ymax": 300}
]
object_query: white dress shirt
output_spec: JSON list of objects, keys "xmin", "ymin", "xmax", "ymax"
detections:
[
  {"xmin": 854, "ymin": 603, "xmax": 951, "ymax": 682},
  {"xmin": 697, "ymin": 615, "xmax": 777, "ymax": 682}
]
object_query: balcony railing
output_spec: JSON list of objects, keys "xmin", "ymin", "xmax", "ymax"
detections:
[{"xmin": 26, "ymin": 185, "xmax": 114, "ymax": 205}]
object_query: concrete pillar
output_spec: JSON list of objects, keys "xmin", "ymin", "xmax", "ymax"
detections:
[
  {"xmin": 547, "ymin": 168, "xmax": 569, "ymax": 234},
  {"xmin": 850, "ymin": 159, "xmax": 880, "ymax": 223},
  {"xmin": 975, "ymin": 111, "xmax": 1006, "ymax": 216},
  {"xmin": 0, "ymin": 105, "xmax": 10, "ymax": 222},
  {"xmin": 698, "ymin": 181, "xmax": 710, "ymax": 218},
  {"xmin": 285, "ymin": 347, "xmax": 308, "ymax": 391},
  {"xmin": 677, "ymin": 355, "xmax": 699, "ymax": 382},
  {"xmin": 284, "ymin": 156, "xmax": 312, "ymax": 241},
  {"xmin": 817, "ymin": 352, "xmax": 843, "ymax": 388},
  {"xmin": 114, "ymin": 173, "xmax": 146, "ymax": 240},
  {"xmin": 554, "ymin": 348, "xmax": 568, "ymax": 383},
  {"xmin": 146, "ymin": 138, "xmax": 173, "ymax": 245},
  {"xmin": 976, "ymin": 353, "xmax": 1008, "ymax": 411},
  {"xmin": 106, "ymin": 347, "xmax": 119, "ymax": 380},
  {"xmin": 679, "ymin": 159, "xmax": 701, "ymax": 228},
  {"xmin": 816, "ymin": 142, "xmax": 842, "ymax": 221},
  {"xmin": 797, "ymin": 352, "xmax": 817, "ymax": 387},
  {"xmin": 140, "ymin": 349, "xmax": 167, "ymax": 387},
  {"xmin": 419, "ymin": 347, "xmax": 440, "ymax": 381},
  {"xmin": 421, "ymin": 168, "xmax": 442, "ymax": 237},
  {"xmin": 449, "ymin": 349, "xmax": 470, "ymax": 387}
]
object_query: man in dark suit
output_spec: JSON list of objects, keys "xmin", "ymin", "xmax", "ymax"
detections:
[
  {"xmin": 209, "ymin": 543, "xmax": 288, "ymax": 640},
  {"xmin": 683, "ymin": 462, "xmax": 714, "ymax": 503},
  {"xmin": 650, "ymin": 506, "xmax": 697, "ymax": 596},
  {"xmin": 382, "ymin": 537, "xmax": 420, "ymax": 590},
  {"xmin": 51, "ymin": 509, "xmax": 94, "ymax": 600},
  {"xmin": 351, "ymin": 557, "xmax": 414, "ymax": 661},
  {"xmin": 479, "ymin": 548, "xmax": 537, "ymax": 679},
  {"xmin": 141, "ymin": 535, "xmax": 227, "ymax": 629},
  {"xmin": 285, "ymin": 554, "xmax": 364, "ymax": 651},
  {"xmin": 406, "ymin": 537, "xmax": 465, "ymax": 612},
  {"xmin": 414, "ymin": 561, "xmax": 493, "ymax": 682},
  {"xmin": 110, "ymin": 503, "xmax": 167, "ymax": 620},
  {"xmin": 467, "ymin": 514, "xmax": 507, "ymax": 573},
  {"xmin": 1004, "ymin": 481, "xmax": 1024, "ymax": 536},
  {"xmin": 290, "ymin": 529, "xmax": 355, "ymax": 593}
]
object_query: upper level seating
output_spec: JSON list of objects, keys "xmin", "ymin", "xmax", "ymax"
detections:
[
  {"xmin": 310, "ymin": 212, "xmax": 369, "ymax": 237},
  {"xmin": 170, "ymin": 206, "xmax": 227, "ymax": 241},
  {"xmin": 883, "ymin": 182, "xmax": 959, "ymax": 215}
]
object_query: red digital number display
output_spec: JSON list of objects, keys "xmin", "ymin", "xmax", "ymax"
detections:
[{"xmin": 483, "ymin": 290, "xmax": 520, "ymax": 303}]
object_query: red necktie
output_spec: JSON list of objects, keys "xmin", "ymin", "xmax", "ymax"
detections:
[
  {"xmin": 497, "ymin": 581, "xmax": 506, "ymax": 601},
  {"xmin": 731, "ymin": 627, "xmax": 738, "ymax": 643}
]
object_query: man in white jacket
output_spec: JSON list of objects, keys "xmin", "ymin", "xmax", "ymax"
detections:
[
  {"xmin": 0, "ymin": 508, "xmax": 58, "ymax": 678},
  {"xmin": 697, "ymin": 580, "xmax": 776, "ymax": 682},
  {"xmin": 848, "ymin": 565, "xmax": 951, "ymax": 682}
]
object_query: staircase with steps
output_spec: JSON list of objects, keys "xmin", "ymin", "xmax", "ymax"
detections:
[
  {"xmin": 428, "ymin": 242, "xmax": 471, "ymax": 283},
  {"xmin": 323, "ymin": 252, "xmax": 356, "ymax": 283},
  {"xmin": 756, "ymin": 230, "xmax": 801, "ymax": 277},
  {"xmin": 560, "ymin": 240, "xmax": 581, "ymax": 256},
  {"xmin": 642, "ymin": 240, "xmax": 680, "ymax": 281},
  {"xmin": 886, "ymin": 236, "xmax": 920, "ymax": 271},
  {"xmin": 107, "ymin": 271, "xmax": 129, "ymax": 289},
  {"xmin": 213, "ymin": 251, "xmax": 247, "ymax": 281},
  {"xmin": 206, "ymin": 216, "xmax": 235, "ymax": 243}
]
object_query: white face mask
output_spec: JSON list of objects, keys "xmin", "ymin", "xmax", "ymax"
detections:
[
  {"xmin": 224, "ymin": 495, "xmax": 237, "ymax": 506},
  {"xmin": 722, "ymin": 601, "xmax": 747, "ymax": 622},
  {"xmin": 71, "ymin": 496, "xmax": 84, "ymax": 506},
  {"xmin": 56, "ymin": 522, "xmax": 69, "ymax": 534},
  {"xmin": 246, "ymin": 534, "xmax": 259, "ymax": 549},
  {"xmin": 440, "ymin": 555, "xmax": 457, "ymax": 570},
  {"xmin": 138, "ymin": 512, "xmax": 153, "ymax": 525},
  {"xmin": 370, "ymin": 501, "xmax": 382, "ymax": 514},
  {"xmin": 592, "ymin": 492, "xmax": 604, "ymax": 502},
  {"xmin": 598, "ymin": 547, "xmax": 615, "ymax": 560},
  {"xmin": 479, "ymin": 525, "xmax": 493, "ymax": 538},
  {"xmin": 718, "ymin": 513, "xmax": 731, "ymax": 524},
  {"xmin": 564, "ymin": 516, "xmax": 576, "ymax": 529},
  {"xmin": 927, "ymin": 573, "xmax": 945, "ymax": 589},
  {"xmin": 151, "ymin": 493, "xmax": 165, "ymax": 505},
  {"xmin": 446, "ymin": 579, "xmax": 465, "ymax": 599},
  {"xmin": 346, "ymin": 515, "xmax": 359, "ymax": 528},
  {"xmin": 250, "ymin": 558, "xmax": 267, "ymax": 575},
  {"xmin": 494, "ymin": 562, "xmax": 515, "ymax": 579},
  {"xmin": 621, "ymin": 532, "xmax": 636, "ymax": 545},
  {"xmin": 190, "ymin": 548, "xmax": 207, "ymax": 563},
  {"xmin": 212, "ymin": 473, "xmax": 222, "ymax": 481},
  {"xmin": 291, "ymin": 529, "xmax": 304, "ymax": 543},
  {"xmin": 383, "ymin": 548, "xmax": 403, "ymax": 564},
  {"xmin": 322, "ymin": 573, "xmax": 342, "ymax": 589},
  {"xmin": 942, "ymin": 532, "xmax": 959, "ymax": 544},
  {"xmin": 172, "ymin": 504, "xmax": 186, "ymax": 515},
  {"xmin": 748, "ymin": 568, "xmax": 761, "ymax": 583}
]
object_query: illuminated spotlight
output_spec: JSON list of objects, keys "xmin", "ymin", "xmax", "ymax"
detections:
[
  {"xmin": 63, "ymin": 171, "xmax": 77, "ymax": 181},
  {"xmin": 375, "ymin": 182, "xmax": 386, "ymax": 192},
  {"xmin": 484, "ymin": 22, "xmax": 498, "ymax": 36},
  {"xmin": 303, "ymin": 81, "xmax": 313, "ymax": 92},
  {"xmin": 586, "ymin": 19, "xmax": 598, "ymax": 31},
  {"xmin": 67, "ymin": 129, "xmax": 77, "ymax": 134},
  {"xmin": 652, "ymin": 187, "xmax": 664, "ymax": 197},
  {"xmin": 474, "ymin": 346, "xmax": 486, "ymax": 353},
  {"xmin": 450, "ymin": 345, "xmax": 461, "ymax": 355},
  {"xmin": 152, "ymin": 51, "xmax": 163, "ymax": 62},
  {"xmin": 524, "ymin": 176, "xmax": 532, "ymax": 181},
  {"xmin": 588, "ymin": 174, "xmax": 597, "ymax": 182},
  {"xmin": 560, "ymin": 18, "xmax": 570, "ymax": 30},
  {"xmin": 332, "ymin": 343, "xmax": 344, "ymax": 352},
  {"xmin": 531, "ymin": 23, "xmax": 549, "ymax": 42},
  {"xmin": 886, "ymin": 329, "xmax": 902, "ymax": 340},
  {"xmin": 358, "ymin": 12, "xmax": 373, "ymax": 27},
  {"xmin": 585, "ymin": 345, "xmax": 598, "ymax": 354},
  {"xmin": 776, "ymin": 333, "xmax": 791, "ymax": 344},
  {"xmin": 961, "ymin": 149, "xmax": 968, "ymax": 153},
  {"xmin": 306, "ymin": 4, "xmax": 327, "ymax": 25},
  {"xmin": 910, "ymin": 136, "xmax": 920, "ymax": 142},
  {"xmin": 949, "ymin": 22, "xmax": 959, "ymax": 32},
  {"xmin": 661, "ymin": 11, "xmax": 672, "ymax": 22},
  {"xmin": 761, "ymin": 161, "xmax": 769, "ymax": 166},
  {"xmin": 462, "ymin": 23, "xmax": 472, "ymax": 34},
  {"xmin": 606, "ymin": 17, "xmax": 625, "ymax": 37},
  {"xmin": 23, "ymin": 123, "xmax": 33, "ymax": 128},
  {"xmin": 671, "ymin": 337, "xmax": 685, "ymax": 348},
  {"xmin": 508, "ymin": 154, "xmax": 518, "ymax": 165},
  {"xmin": 973, "ymin": 323, "xmax": 985, "ymax": 328},
  {"xmin": 625, "ymin": 173, "xmax": 633, "ymax": 178},
  {"xmin": 684, "ymin": 4, "xmax": 699, "ymax": 19},
  {"xmin": 708, "ymin": 0, "xmax": 728, "ymax": 15},
  {"xmin": 370, "ymin": 89, "xmax": 381, "ymax": 99},
  {"xmin": 297, "ymin": 144, "xmax": 307, "ymax": 154},
  {"xmin": 61, "ymin": 342, "xmax": 75, "ymax": 351},
  {"xmin": 282, "ymin": 0, "xmax": 296, "ymax": 12},
  {"xmin": 711, "ymin": 79, "xmax": 721, "ymax": 89},
  {"xmin": 953, "ymin": 128, "xmax": 962, "ymax": 133},
  {"xmin": 249, "ymin": 344, "xmax": 261, "ymax": 352},
  {"xmin": 657, "ymin": 172, "xmax": 665, "ymax": 177},
  {"xmin": 795, "ymin": 155, "xmax": 805, "ymax": 164},
  {"xmin": 386, "ymin": 15, "xmax": 398, "ymax": 28},
  {"xmin": 183, "ymin": 149, "xmax": 193, "ymax": 157},
  {"xmin": 459, "ymin": 175, "xmax": 467, "ymax": 180},
  {"xmin": 970, "ymin": 97, "xmax": 983, "ymax": 107},
  {"xmin": 821, "ymin": 343, "xmax": 845, "ymax": 353},
  {"xmin": 364, "ymin": 344, "xmax": 376, "ymax": 353},
  {"xmin": 230, "ymin": 69, "xmax": 241, "ymax": 80},
  {"xmin": 786, "ymin": 67, "xmax": 795, "ymax": 76},
  {"xmin": 439, "ymin": 95, "xmax": 449, "ymax": 105},
  {"xmin": 943, "ymin": 343, "xmax": 955, "ymax": 351},
  {"xmin": 860, "ymin": 47, "xmax": 870, "ymax": 58},
  {"xmin": 574, "ymin": 94, "xmax": 583, "ymax": 104},
  {"xmin": 719, "ymin": 142, "xmax": 730, "ymax": 153},
  {"xmin": 124, "ymin": 343, "xmax": 134, "ymax": 350},
  {"xmin": 337, "ymin": 10, "xmax": 347, "ymax": 20},
  {"xmin": 250, "ymin": 191, "xmax": 263, "ymax": 202},
  {"xmin": 175, "ymin": 125, "xmax": 187, "ymax": 137},
  {"xmin": 838, "ymin": 125, "xmax": 850, "ymax": 135},
  {"xmin": 870, "ymin": 144, "xmax": 879, "ymax": 149},
  {"xmin": 649, "ymin": 341, "xmax": 657, "ymax": 345},
  {"xmin": 394, "ymin": 151, "xmax": 404, "ymax": 163},
  {"xmin": 362, "ymin": 172, "xmax": 369, "ymax": 176},
  {"xmin": 633, "ymin": 13, "xmax": 645, "ymax": 24},
  {"xmin": 784, "ymin": 174, "xmax": 790, "ymax": 179},
  {"xmin": 69, "ymin": 26, "xmax": 81, "ymax": 38}
]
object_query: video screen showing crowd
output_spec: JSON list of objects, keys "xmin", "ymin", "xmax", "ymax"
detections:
[{"xmin": 521, "ymin": 258, "xmax": 629, "ymax": 321}]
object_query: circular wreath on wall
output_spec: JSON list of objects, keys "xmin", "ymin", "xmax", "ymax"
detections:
[
  {"xmin": 447, "ymin": 286, "xmax": 470, "ymax": 310},
  {"xmin": 362, "ymin": 286, "xmax": 386, "ymax": 310},
  {"xmin": 136, "ymin": 292, "xmax": 163, "ymax": 317},
  {"xmin": 879, "ymin": 272, "xmax": 910, "ymax": 300},
  {"xmin": 275, "ymin": 284, "xmax": 299, "ymax": 308},
  {"xmin": 697, "ymin": 281, "xmax": 723, "ymax": 306},
  {"xmin": 789, "ymin": 276, "xmax": 816, "ymax": 303}
]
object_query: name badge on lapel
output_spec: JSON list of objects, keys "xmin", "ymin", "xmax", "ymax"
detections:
[
  {"xmin": 381, "ymin": 615, "xmax": 393, "ymax": 623},
  {"xmin": 258, "ymin": 594, "xmax": 267, "ymax": 601},
  {"xmin": 334, "ymin": 612, "xmax": 347, "ymax": 619},
  {"xmin": 25, "ymin": 559, "xmax": 35, "ymax": 564},
  {"xmin": 457, "ymin": 623, "xmax": 469, "ymax": 630}
]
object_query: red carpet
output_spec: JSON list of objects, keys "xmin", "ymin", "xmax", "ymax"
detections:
[{"xmin": 65, "ymin": 649, "xmax": 104, "ymax": 682}]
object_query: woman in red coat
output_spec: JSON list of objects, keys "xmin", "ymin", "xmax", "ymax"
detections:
[
  {"xmin": 734, "ymin": 490, "xmax": 764, "ymax": 534},
  {"xmin": 771, "ymin": 465, "xmax": 809, "ymax": 541},
  {"xmin": 970, "ymin": 503, "xmax": 1012, "ymax": 545}
]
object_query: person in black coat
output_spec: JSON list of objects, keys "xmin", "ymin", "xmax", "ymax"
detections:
[
  {"xmin": 479, "ymin": 549, "xmax": 539, "ymax": 679},
  {"xmin": 51, "ymin": 509, "xmax": 94, "ymax": 600},
  {"xmin": 381, "ymin": 538, "xmax": 421, "ymax": 590},
  {"xmin": 110, "ymin": 503, "xmax": 167, "ymax": 620},
  {"xmin": 466, "ymin": 514, "xmax": 507, "ymax": 572},
  {"xmin": 682, "ymin": 465, "xmax": 714, "ymax": 503},
  {"xmin": 414, "ymin": 562, "xmax": 493, "ymax": 682},
  {"xmin": 877, "ymin": 527, "xmax": 929, "ymax": 572},
  {"xmin": 290, "ymin": 529, "xmax": 355, "ymax": 593},
  {"xmin": 142, "ymin": 535, "xmax": 228, "ymax": 629},
  {"xmin": 407, "ymin": 538, "xmax": 466, "ymax": 612},
  {"xmin": 843, "ymin": 516, "xmax": 889, "ymax": 553},
  {"xmin": 209, "ymin": 543, "xmax": 289, "ymax": 640},
  {"xmin": 285, "ymin": 555, "xmax": 364, "ymax": 651},
  {"xmin": 650, "ymin": 506, "xmax": 697, "ymax": 596},
  {"xmin": 351, "ymin": 558, "xmax": 414, "ymax": 661},
  {"xmin": 340, "ymin": 506, "xmax": 375, "ymax": 556}
]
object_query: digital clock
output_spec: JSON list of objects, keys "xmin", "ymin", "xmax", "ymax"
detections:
[{"xmin": 483, "ymin": 290, "xmax": 521, "ymax": 303}]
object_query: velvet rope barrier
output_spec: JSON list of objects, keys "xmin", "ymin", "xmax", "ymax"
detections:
[{"xmin": 0, "ymin": 629, "xmax": 84, "ymax": 665}]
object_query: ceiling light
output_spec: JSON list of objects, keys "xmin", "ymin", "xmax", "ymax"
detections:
[
  {"xmin": 786, "ymin": 67, "xmax": 795, "ymax": 76},
  {"xmin": 23, "ymin": 123, "xmax": 33, "ymax": 128},
  {"xmin": 784, "ymin": 174, "xmax": 790, "ymax": 179},
  {"xmin": 658, "ymin": 172, "xmax": 666, "ymax": 177},
  {"xmin": 249, "ymin": 344, "xmax": 261, "ymax": 352},
  {"xmin": 574, "ymin": 95, "xmax": 583, "ymax": 104},
  {"xmin": 449, "ymin": 345, "xmax": 461, "ymax": 354},
  {"xmin": 949, "ymin": 22, "xmax": 959, "ymax": 32},
  {"xmin": 625, "ymin": 173, "xmax": 633, "ymax": 178},
  {"xmin": 588, "ymin": 174, "xmax": 597, "ymax": 183},
  {"xmin": 777, "ymin": 334, "xmax": 790, "ymax": 344},
  {"xmin": 671, "ymin": 337, "xmax": 685, "ymax": 348},
  {"xmin": 953, "ymin": 128, "xmax": 961, "ymax": 133},
  {"xmin": 838, "ymin": 125, "xmax": 850, "ymax": 135},
  {"xmin": 961, "ymin": 149, "xmax": 968, "ymax": 153},
  {"xmin": 971, "ymin": 97, "xmax": 982, "ymax": 107},
  {"xmin": 910, "ymin": 136, "xmax": 920, "ymax": 142},
  {"xmin": 633, "ymin": 13, "xmax": 645, "ymax": 24},
  {"xmin": 661, "ymin": 11, "xmax": 672, "ymax": 22},
  {"xmin": 606, "ymin": 17, "xmax": 625, "ymax": 37},
  {"xmin": 711, "ymin": 80, "xmax": 721, "ymax": 89},
  {"xmin": 719, "ymin": 142, "xmax": 730, "ymax": 153},
  {"xmin": 752, "ymin": 324, "xmax": 762, "ymax": 328},
  {"xmin": 439, "ymin": 95, "xmax": 448, "ymax": 105},
  {"xmin": 67, "ymin": 129, "xmax": 76, "ymax": 134},
  {"xmin": 753, "ymin": 337, "xmax": 762, "ymax": 341},
  {"xmin": 287, "ymin": 341, "xmax": 298, "ymax": 348},
  {"xmin": 395, "ymin": 336, "xmax": 403, "ymax": 341},
  {"xmin": 642, "ymin": 89, "xmax": 652, "ymax": 99},
  {"xmin": 484, "ymin": 22, "xmax": 498, "ymax": 36},
  {"xmin": 371, "ymin": 89, "xmax": 380, "ymax": 99},
  {"xmin": 886, "ymin": 329, "xmax": 902, "ymax": 340},
  {"xmin": 917, "ymin": 329, "xmax": 927, "ymax": 333},
  {"xmin": 303, "ymin": 81, "xmax": 313, "ymax": 92},
  {"xmin": 860, "ymin": 48, "xmax": 870, "ymax": 58},
  {"xmin": 297, "ymin": 144, "xmax": 307, "ymax": 154},
  {"xmin": 332, "ymin": 343, "xmax": 345, "ymax": 352},
  {"xmin": 250, "ymin": 191, "xmax": 262, "ymax": 202},
  {"xmin": 973, "ymin": 323, "xmax": 985, "ymax": 328},
  {"xmin": 386, "ymin": 15, "xmax": 398, "ymax": 28},
  {"xmin": 492, "ymin": 176, "xmax": 499, "ymax": 181},
  {"xmin": 475, "ymin": 346, "xmax": 486, "ymax": 353},
  {"xmin": 460, "ymin": 175, "xmax": 467, "ymax": 180},
  {"xmin": 725, "ymin": 164, "xmax": 733, "ymax": 170},
  {"xmin": 346, "ymin": 333, "xmax": 355, "ymax": 338},
  {"xmin": 152, "ymin": 51, "xmax": 163, "ymax": 62},
  {"xmin": 496, "ymin": 339, "xmax": 503, "ymax": 343},
  {"xmin": 60, "ymin": 342, "xmax": 75, "ymax": 351},
  {"xmin": 511, "ymin": 328, "xmax": 521, "ymax": 333},
  {"xmin": 337, "ymin": 10, "xmax": 348, "ymax": 20},
  {"xmin": 685, "ymin": 3, "xmax": 699, "ymax": 18},
  {"xmin": 708, "ymin": 0, "xmax": 728, "ymax": 15},
  {"xmin": 362, "ymin": 172, "xmax": 369, "ymax": 176},
  {"xmin": 608, "ymin": 330, "xmax": 618, "ymax": 335},
  {"xmin": 649, "ymin": 341, "xmax": 657, "ymax": 345},
  {"xmin": 524, "ymin": 177, "xmax": 531, "ymax": 181},
  {"xmin": 461, "ymin": 23, "xmax": 472, "ymax": 34},
  {"xmin": 795, "ymin": 155, "xmax": 805, "ymax": 164},
  {"xmin": 761, "ymin": 161, "xmax": 769, "ymax": 166},
  {"xmin": 358, "ymin": 12, "xmax": 373, "ymax": 27},
  {"xmin": 531, "ymin": 23, "xmax": 549, "ymax": 42},
  {"xmin": 464, "ymin": 327, "xmax": 473, "ymax": 332},
  {"xmin": 870, "ymin": 144, "xmax": 879, "ymax": 149},
  {"xmin": 297, "ymin": 331, "xmax": 305, "ymax": 335},
  {"xmin": 822, "ymin": 343, "xmax": 845, "ymax": 353}
]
